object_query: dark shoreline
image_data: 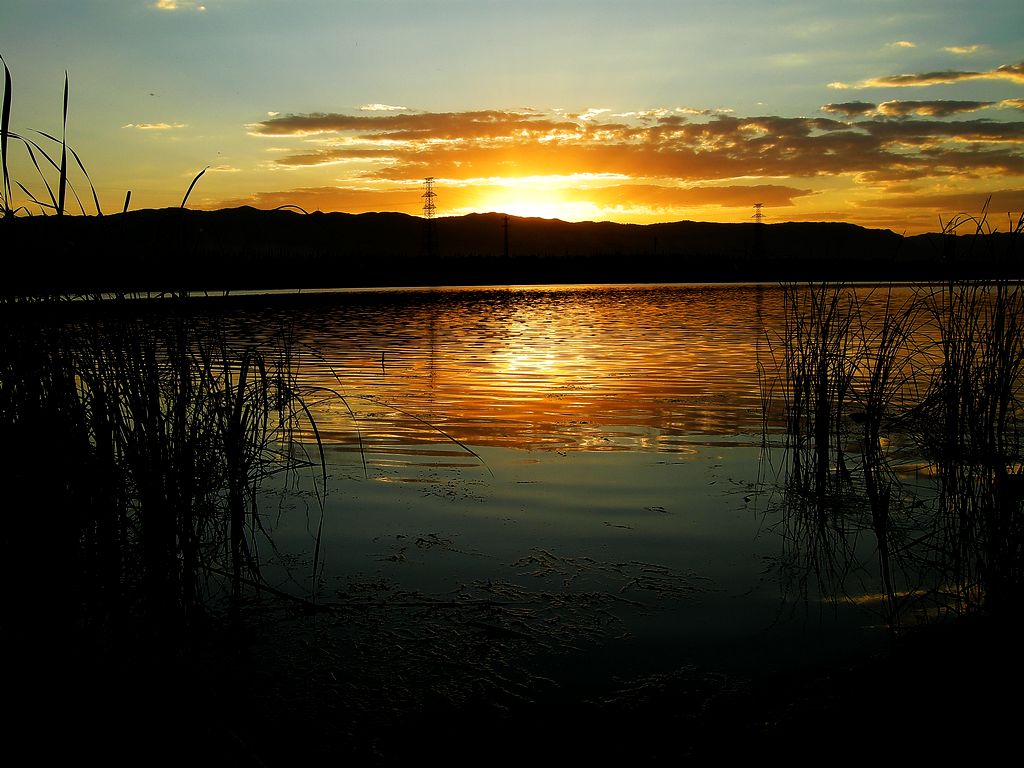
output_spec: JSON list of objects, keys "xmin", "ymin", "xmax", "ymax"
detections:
[{"xmin": 4, "ymin": 206, "xmax": 1022, "ymax": 296}]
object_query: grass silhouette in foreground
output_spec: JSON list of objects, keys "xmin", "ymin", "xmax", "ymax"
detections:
[{"xmin": 762, "ymin": 207, "xmax": 1024, "ymax": 629}]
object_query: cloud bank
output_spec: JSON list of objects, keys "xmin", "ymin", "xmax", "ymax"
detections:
[
  {"xmin": 830, "ymin": 61, "xmax": 1024, "ymax": 89},
  {"xmin": 250, "ymin": 107, "xmax": 1023, "ymax": 187}
]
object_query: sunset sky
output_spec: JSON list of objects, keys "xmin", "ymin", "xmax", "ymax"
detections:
[{"xmin": 1, "ymin": 0, "xmax": 1022, "ymax": 232}]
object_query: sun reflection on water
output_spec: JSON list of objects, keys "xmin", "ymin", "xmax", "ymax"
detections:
[{"xmin": 279, "ymin": 284, "xmax": 780, "ymax": 463}]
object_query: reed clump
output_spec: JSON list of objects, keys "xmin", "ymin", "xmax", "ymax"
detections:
[
  {"xmin": 1, "ymin": 300, "xmax": 324, "ymax": 660},
  {"xmin": 916, "ymin": 220, "xmax": 1024, "ymax": 615},
  {"xmin": 0, "ymin": 55, "xmax": 344, "ymax": 663},
  {"xmin": 764, "ymin": 209, "xmax": 1024, "ymax": 627}
]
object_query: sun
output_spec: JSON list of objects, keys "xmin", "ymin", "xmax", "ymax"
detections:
[
  {"xmin": 473, "ymin": 186, "xmax": 600, "ymax": 221},
  {"xmin": 475, "ymin": 188, "xmax": 568, "ymax": 220}
]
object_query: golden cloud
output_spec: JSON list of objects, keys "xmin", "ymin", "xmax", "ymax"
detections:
[
  {"xmin": 252, "ymin": 110, "xmax": 575, "ymax": 139},
  {"xmin": 860, "ymin": 188, "xmax": 1024, "ymax": 213},
  {"xmin": 560, "ymin": 184, "xmax": 815, "ymax": 209},
  {"xmin": 859, "ymin": 61, "xmax": 1024, "ymax": 88},
  {"xmin": 821, "ymin": 102, "xmax": 877, "ymax": 117},
  {"xmin": 152, "ymin": 0, "xmax": 205, "ymax": 10},
  {"xmin": 253, "ymin": 107, "xmax": 1023, "ymax": 186},
  {"xmin": 875, "ymin": 100, "xmax": 997, "ymax": 117},
  {"xmin": 122, "ymin": 122, "xmax": 186, "ymax": 130},
  {"xmin": 944, "ymin": 45, "xmax": 982, "ymax": 55}
]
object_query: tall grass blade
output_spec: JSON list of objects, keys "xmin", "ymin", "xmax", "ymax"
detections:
[
  {"xmin": 367, "ymin": 396, "xmax": 493, "ymax": 476},
  {"xmin": 34, "ymin": 128, "xmax": 89, "ymax": 215},
  {"xmin": 57, "ymin": 72, "xmax": 67, "ymax": 218},
  {"xmin": 1, "ymin": 54, "xmax": 11, "ymax": 213},
  {"xmin": 293, "ymin": 394, "xmax": 328, "ymax": 601},
  {"xmin": 16, "ymin": 180, "xmax": 53, "ymax": 213},
  {"xmin": 68, "ymin": 140, "xmax": 100, "ymax": 215},
  {"xmin": 122, "ymin": 189, "xmax": 131, "ymax": 214},
  {"xmin": 14, "ymin": 135, "xmax": 57, "ymax": 212},
  {"xmin": 181, "ymin": 166, "xmax": 207, "ymax": 208}
]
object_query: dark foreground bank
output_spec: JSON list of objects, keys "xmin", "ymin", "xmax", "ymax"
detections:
[{"xmin": 11, "ymin": 609, "xmax": 1020, "ymax": 766}]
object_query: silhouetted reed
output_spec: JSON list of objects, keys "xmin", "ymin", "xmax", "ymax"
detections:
[
  {"xmin": 764, "ymin": 210, "xmax": 1024, "ymax": 627},
  {"xmin": 1, "ymin": 56, "xmax": 103, "ymax": 219},
  {"xmin": 779, "ymin": 281, "xmax": 856, "ymax": 497},
  {"xmin": 1, "ymin": 57, "xmax": 333, "ymax": 653},
  {"xmin": 915, "ymin": 216, "xmax": 1024, "ymax": 614},
  {"xmin": 768, "ymin": 282, "xmax": 886, "ymax": 619},
  {"xmin": 1, "ymin": 301, "xmax": 324, "ymax": 654}
]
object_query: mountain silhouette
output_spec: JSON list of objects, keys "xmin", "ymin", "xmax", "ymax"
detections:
[{"xmin": 3, "ymin": 207, "xmax": 1019, "ymax": 294}]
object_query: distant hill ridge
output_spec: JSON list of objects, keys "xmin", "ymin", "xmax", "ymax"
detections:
[{"xmin": 3, "ymin": 207, "xmax": 1020, "ymax": 293}]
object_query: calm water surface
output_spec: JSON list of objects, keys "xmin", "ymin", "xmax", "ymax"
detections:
[{"xmin": 250, "ymin": 284, "xmax": 895, "ymax": 680}]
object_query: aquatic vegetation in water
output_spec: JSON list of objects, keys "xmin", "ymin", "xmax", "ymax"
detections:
[
  {"xmin": 1, "ymin": 304, "xmax": 329, "ymax": 649},
  {"xmin": 762, "ymin": 209, "xmax": 1024, "ymax": 626}
]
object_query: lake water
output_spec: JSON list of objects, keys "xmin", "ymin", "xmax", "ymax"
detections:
[{"xmin": 239, "ymin": 283, "xmax": 901, "ymax": 690}]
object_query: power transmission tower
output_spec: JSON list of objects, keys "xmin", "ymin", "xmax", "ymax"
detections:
[
  {"xmin": 422, "ymin": 177, "xmax": 437, "ymax": 259},
  {"xmin": 751, "ymin": 202, "xmax": 765, "ymax": 263},
  {"xmin": 422, "ymin": 177, "xmax": 437, "ymax": 219}
]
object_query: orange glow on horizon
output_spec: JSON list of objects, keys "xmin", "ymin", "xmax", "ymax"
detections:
[{"xmin": 468, "ymin": 186, "xmax": 602, "ymax": 221}]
